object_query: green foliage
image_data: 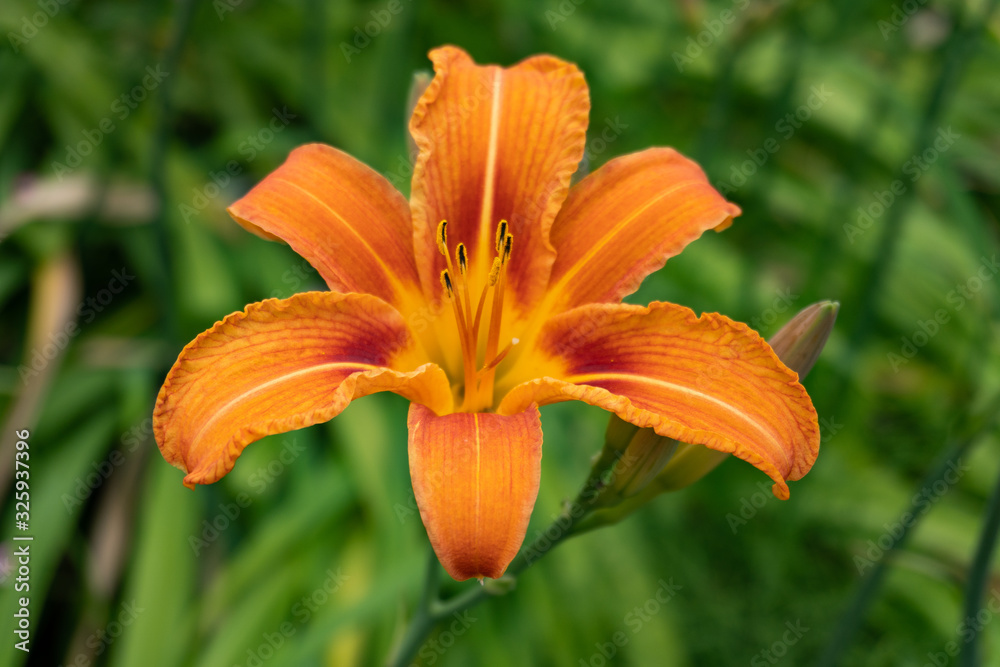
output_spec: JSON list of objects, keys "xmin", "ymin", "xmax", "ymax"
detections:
[{"xmin": 1, "ymin": 0, "xmax": 999, "ymax": 665}]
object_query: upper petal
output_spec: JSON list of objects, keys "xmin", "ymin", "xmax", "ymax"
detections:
[
  {"xmin": 497, "ymin": 302, "xmax": 818, "ymax": 498},
  {"xmin": 543, "ymin": 148, "xmax": 740, "ymax": 312},
  {"xmin": 154, "ymin": 292, "xmax": 452, "ymax": 488},
  {"xmin": 408, "ymin": 402, "xmax": 543, "ymax": 581},
  {"xmin": 228, "ymin": 144, "xmax": 423, "ymax": 310},
  {"xmin": 409, "ymin": 45, "xmax": 589, "ymax": 320}
]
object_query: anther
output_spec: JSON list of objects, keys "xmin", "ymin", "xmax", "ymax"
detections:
[
  {"xmin": 440, "ymin": 269, "xmax": 454, "ymax": 298},
  {"xmin": 487, "ymin": 257, "xmax": 502, "ymax": 286},
  {"xmin": 502, "ymin": 234, "xmax": 513, "ymax": 265},
  {"xmin": 436, "ymin": 220, "xmax": 449, "ymax": 256},
  {"xmin": 456, "ymin": 243, "xmax": 468, "ymax": 275},
  {"xmin": 495, "ymin": 220, "xmax": 508, "ymax": 253}
]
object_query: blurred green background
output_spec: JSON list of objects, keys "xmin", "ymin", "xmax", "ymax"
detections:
[{"xmin": 1, "ymin": 0, "xmax": 999, "ymax": 665}]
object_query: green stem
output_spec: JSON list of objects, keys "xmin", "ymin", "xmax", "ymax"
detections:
[
  {"xmin": 817, "ymin": 404, "xmax": 999, "ymax": 667},
  {"xmin": 385, "ymin": 548, "xmax": 441, "ymax": 667}
]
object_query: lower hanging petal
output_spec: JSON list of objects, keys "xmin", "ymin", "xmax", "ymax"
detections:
[
  {"xmin": 407, "ymin": 403, "xmax": 543, "ymax": 581},
  {"xmin": 154, "ymin": 292, "xmax": 453, "ymax": 488},
  {"xmin": 497, "ymin": 302, "xmax": 818, "ymax": 499}
]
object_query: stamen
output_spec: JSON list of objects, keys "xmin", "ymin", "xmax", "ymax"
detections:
[
  {"xmin": 437, "ymin": 220, "xmax": 519, "ymax": 411},
  {"xmin": 495, "ymin": 219, "xmax": 508, "ymax": 253},
  {"xmin": 469, "ymin": 258, "xmax": 500, "ymax": 344},
  {"xmin": 440, "ymin": 270, "xmax": 454, "ymax": 298},
  {"xmin": 443, "ymin": 270, "xmax": 477, "ymax": 411},
  {"xmin": 487, "ymin": 257, "xmax": 502, "ymax": 286},
  {"xmin": 481, "ymin": 232, "xmax": 512, "ymax": 408},
  {"xmin": 453, "ymin": 242, "xmax": 475, "ymax": 360},
  {"xmin": 436, "ymin": 220, "xmax": 448, "ymax": 256},
  {"xmin": 439, "ymin": 222, "xmax": 459, "ymax": 290}
]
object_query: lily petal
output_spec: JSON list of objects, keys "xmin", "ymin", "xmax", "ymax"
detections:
[
  {"xmin": 154, "ymin": 292, "xmax": 452, "ymax": 488},
  {"xmin": 409, "ymin": 45, "xmax": 589, "ymax": 319},
  {"xmin": 498, "ymin": 302, "xmax": 818, "ymax": 498},
  {"xmin": 228, "ymin": 144, "xmax": 423, "ymax": 310},
  {"xmin": 544, "ymin": 148, "xmax": 741, "ymax": 312},
  {"xmin": 408, "ymin": 402, "xmax": 543, "ymax": 581}
]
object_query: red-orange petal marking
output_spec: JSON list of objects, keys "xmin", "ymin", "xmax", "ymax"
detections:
[
  {"xmin": 228, "ymin": 144, "xmax": 422, "ymax": 310},
  {"xmin": 498, "ymin": 302, "xmax": 818, "ymax": 498},
  {"xmin": 154, "ymin": 292, "xmax": 452, "ymax": 488},
  {"xmin": 409, "ymin": 45, "xmax": 589, "ymax": 320},
  {"xmin": 545, "ymin": 148, "xmax": 741, "ymax": 312},
  {"xmin": 408, "ymin": 402, "xmax": 543, "ymax": 581}
]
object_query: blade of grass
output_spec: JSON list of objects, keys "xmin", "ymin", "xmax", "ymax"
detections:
[
  {"xmin": 109, "ymin": 463, "xmax": 200, "ymax": 667},
  {"xmin": 0, "ymin": 408, "xmax": 117, "ymax": 667},
  {"xmin": 958, "ymin": 456, "xmax": 1000, "ymax": 667},
  {"xmin": 148, "ymin": 0, "xmax": 198, "ymax": 346},
  {"xmin": 817, "ymin": 405, "xmax": 1000, "ymax": 667},
  {"xmin": 200, "ymin": 468, "xmax": 353, "ymax": 626},
  {"xmin": 828, "ymin": 0, "xmax": 1000, "ymax": 414}
]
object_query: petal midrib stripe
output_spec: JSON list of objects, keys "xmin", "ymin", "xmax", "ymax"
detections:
[
  {"xmin": 472, "ymin": 412, "xmax": 482, "ymax": 577},
  {"xmin": 190, "ymin": 361, "xmax": 379, "ymax": 452},
  {"xmin": 513, "ymin": 180, "xmax": 708, "ymax": 350},
  {"xmin": 569, "ymin": 371, "xmax": 786, "ymax": 455},
  {"xmin": 277, "ymin": 178, "xmax": 411, "ymax": 297},
  {"xmin": 476, "ymin": 68, "xmax": 504, "ymax": 270},
  {"xmin": 550, "ymin": 179, "xmax": 705, "ymax": 297}
]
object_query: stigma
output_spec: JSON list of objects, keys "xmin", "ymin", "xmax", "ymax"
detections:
[{"xmin": 437, "ymin": 219, "xmax": 516, "ymax": 411}]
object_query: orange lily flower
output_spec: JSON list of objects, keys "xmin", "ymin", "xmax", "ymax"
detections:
[{"xmin": 153, "ymin": 46, "xmax": 820, "ymax": 582}]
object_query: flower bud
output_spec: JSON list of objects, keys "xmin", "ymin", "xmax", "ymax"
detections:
[
  {"xmin": 767, "ymin": 300, "xmax": 839, "ymax": 377},
  {"xmin": 406, "ymin": 71, "xmax": 432, "ymax": 160},
  {"xmin": 585, "ymin": 419, "xmax": 680, "ymax": 508}
]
